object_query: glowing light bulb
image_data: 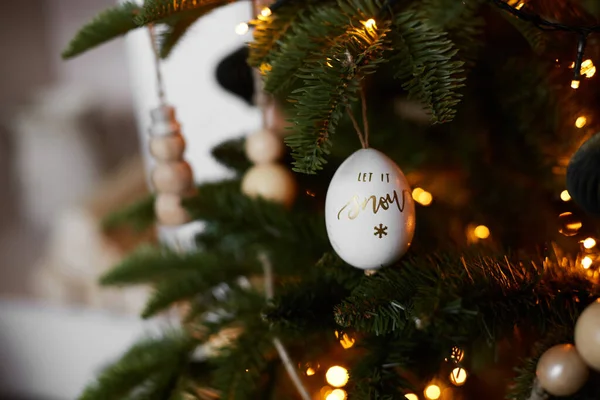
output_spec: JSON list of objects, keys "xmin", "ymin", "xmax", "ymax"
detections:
[
  {"xmin": 326, "ymin": 389, "xmax": 347, "ymax": 400},
  {"xmin": 417, "ymin": 191, "xmax": 433, "ymax": 206},
  {"xmin": 405, "ymin": 395, "xmax": 419, "ymax": 400},
  {"xmin": 451, "ymin": 346, "xmax": 465, "ymax": 362},
  {"xmin": 424, "ymin": 385, "xmax": 441, "ymax": 400},
  {"xmin": 362, "ymin": 18, "xmax": 377, "ymax": 31},
  {"xmin": 582, "ymin": 59, "xmax": 596, "ymax": 77},
  {"xmin": 576, "ymin": 116, "xmax": 587, "ymax": 128},
  {"xmin": 326, "ymin": 366, "xmax": 349, "ymax": 388},
  {"xmin": 560, "ymin": 190, "xmax": 571, "ymax": 202},
  {"xmin": 261, "ymin": 7, "xmax": 272, "ymax": 17},
  {"xmin": 412, "ymin": 187, "xmax": 424, "ymax": 200},
  {"xmin": 571, "ymin": 80, "xmax": 581, "ymax": 89},
  {"xmin": 339, "ymin": 333, "xmax": 355, "ymax": 349},
  {"xmin": 586, "ymin": 66, "xmax": 596, "ymax": 78},
  {"xmin": 306, "ymin": 367, "xmax": 316, "ymax": 376},
  {"xmin": 582, "ymin": 256, "xmax": 593, "ymax": 269},
  {"xmin": 474, "ymin": 225, "xmax": 490, "ymax": 239},
  {"xmin": 235, "ymin": 22, "xmax": 249, "ymax": 35},
  {"xmin": 450, "ymin": 367, "xmax": 468, "ymax": 386},
  {"xmin": 584, "ymin": 238, "xmax": 597, "ymax": 249}
]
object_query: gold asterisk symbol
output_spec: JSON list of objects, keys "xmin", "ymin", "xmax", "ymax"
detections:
[{"xmin": 374, "ymin": 223, "xmax": 388, "ymax": 239}]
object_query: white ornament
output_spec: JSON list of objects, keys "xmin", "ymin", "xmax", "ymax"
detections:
[
  {"xmin": 241, "ymin": 164, "xmax": 297, "ymax": 207},
  {"xmin": 245, "ymin": 129, "xmax": 285, "ymax": 164},
  {"xmin": 325, "ymin": 148, "xmax": 416, "ymax": 270}
]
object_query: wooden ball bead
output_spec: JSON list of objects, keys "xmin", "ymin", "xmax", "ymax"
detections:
[
  {"xmin": 241, "ymin": 164, "xmax": 297, "ymax": 207},
  {"xmin": 536, "ymin": 344, "xmax": 589, "ymax": 396},
  {"xmin": 575, "ymin": 299, "xmax": 600, "ymax": 370},
  {"xmin": 152, "ymin": 162, "xmax": 193, "ymax": 194},
  {"xmin": 149, "ymin": 134, "xmax": 186, "ymax": 162},
  {"xmin": 155, "ymin": 194, "xmax": 190, "ymax": 226},
  {"xmin": 245, "ymin": 129, "xmax": 285, "ymax": 164}
]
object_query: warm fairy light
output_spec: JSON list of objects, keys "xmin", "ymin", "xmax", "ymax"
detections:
[
  {"xmin": 306, "ymin": 367, "xmax": 316, "ymax": 376},
  {"xmin": 582, "ymin": 256, "xmax": 593, "ymax": 269},
  {"xmin": 326, "ymin": 389, "xmax": 347, "ymax": 400},
  {"xmin": 235, "ymin": 22, "xmax": 249, "ymax": 35},
  {"xmin": 576, "ymin": 116, "xmax": 588, "ymax": 128},
  {"xmin": 413, "ymin": 188, "xmax": 433, "ymax": 206},
  {"xmin": 451, "ymin": 346, "xmax": 465, "ymax": 362},
  {"xmin": 424, "ymin": 385, "xmax": 441, "ymax": 400},
  {"xmin": 260, "ymin": 7, "xmax": 272, "ymax": 17},
  {"xmin": 515, "ymin": 1, "xmax": 525, "ymax": 9},
  {"xmin": 584, "ymin": 238, "xmax": 597, "ymax": 249},
  {"xmin": 582, "ymin": 59, "xmax": 596, "ymax": 78},
  {"xmin": 362, "ymin": 18, "xmax": 377, "ymax": 31},
  {"xmin": 339, "ymin": 333, "xmax": 355, "ymax": 349},
  {"xmin": 412, "ymin": 187, "xmax": 424, "ymax": 200},
  {"xmin": 450, "ymin": 367, "xmax": 468, "ymax": 386},
  {"xmin": 474, "ymin": 225, "xmax": 490, "ymax": 239},
  {"xmin": 326, "ymin": 366, "xmax": 349, "ymax": 388},
  {"xmin": 405, "ymin": 395, "xmax": 419, "ymax": 400},
  {"xmin": 571, "ymin": 80, "xmax": 581, "ymax": 89},
  {"xmin": 560, "ymin": 190, "xmax": 571, "ymax": 201}
]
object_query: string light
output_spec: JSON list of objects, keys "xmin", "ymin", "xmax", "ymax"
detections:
[
  {"xmin": 569, "ymin": 59, "xmax": 596, "ymax": 78},
  {"xmin": 474, "ymin": 225, "xmax": 490, "ymax": 239},
  {"xmin": 560, "ymin": 190, "xmax": 571, "ymax": 201},
  {"xmin": 412, "ymin": 188, "xmax": 433, "ymax": 206},
  {"xmin": 575, "ymin": 116, "xmax": 588, "ymax": 128},
  {"xmin": 571, "ymin": 80, "xmax": 581, "ymax": 89},
  {"xmin": 326, "ymin": 366, "xmax": 349, "ymax": 388},
  {"xmin": 450, "ymin": 346, "xmax": 465, "ymax": 362},
  {"xmin": 260, "ymin": 7, "xmax": 272, "ymax": 17},
  {"xmin": 405, "ymin": 395, "xmax": 419, "ymax": 400},
  {"xmin": 424, "ymin": 385, "xmax": 441, "ymax": 400},
  {"xmin": 362, "ymin": 18, "xmax": 377, "ymax": 31},
  {"xmin": 583, "ymin": 238, "xmax": 597, "ymax": 249},
  {"xmin": 450, "ymin": 368, "xmax": 468, "ymax": 386},
  {"xmin": 326, "ymin": 389, "xmax": 347, "ymax": 400},
  {"xmin": 235, "ymin": 22, "xmax": 249, "ymax": 35},
  {"xmin": 339, "ymin": 333, "xmax": 355, "ymax": 349},
  {"xmin": 306, "ymin": 367, "xmax": 316, "ymax": 376},
  {"xmin": 582, "ymin": 256, "xmax": 593, "ymax": 269}
]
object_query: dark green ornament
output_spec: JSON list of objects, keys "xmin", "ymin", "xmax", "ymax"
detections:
[{"xmin": 567, "ymin": 132, "xmax": 600, "ymax": 214}]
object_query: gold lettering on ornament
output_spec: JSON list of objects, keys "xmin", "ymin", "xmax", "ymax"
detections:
[{"xmin": 337, "ymin": 189, "xmax": 410, "ymax": 220}]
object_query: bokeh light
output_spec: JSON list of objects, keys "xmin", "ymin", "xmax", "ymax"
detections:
[{"xmin": 326, "ymin": 366, "xmax": 349, "ymax": 388}]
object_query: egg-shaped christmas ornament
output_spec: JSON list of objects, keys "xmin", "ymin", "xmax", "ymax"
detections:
[
  {"xmin": 325, "ymin": 148, "xmax": 416, "ymax": 270},
  {"xmin": 567, "ymin": 132, "xmax": 600, "ymax": 214},
  {"xmin": 575, "ymin": 299, "xmax": 600, "ymax": 370}
]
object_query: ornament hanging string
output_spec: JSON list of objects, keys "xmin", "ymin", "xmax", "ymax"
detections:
[
  {"xmin": 147, "ymin": 24, "xmax": 167, "ymax": 106},
  {"xmin": 346, "ymin": 86, "xmax": 371, "ymax": 149}
]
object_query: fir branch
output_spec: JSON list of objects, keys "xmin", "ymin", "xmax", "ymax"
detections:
[
  {"xmin": 248, "ymin": 2, "xmax": 304, "ymax": 68},
  {"xmin": 141, "ymin": 256, "xmax": 260, "ymax": 318},
  {"xmin": 102, "ymin": 194, "xmax": 155, "ymax": 232},
  {"xmin": 285, "ymin": 19, "xmax": 392, "ymax": 173},
  {"xmin": 79, "ymin": 331, "xmax": 197, "ymax": 400},
  {"xmin": 390, "ymin": 11, "xmax": 465, "ymax": 124},
  {"xmin": 159, "ymin": 15, "xmax": 202, "ymax": 59},
  {"xmin": 62, "ymin": 2, "xmax": 141, "ymax": 59},
  {"xmin": 136, "ymin": 0, "xmax": 234, "ymax": 26},
  {"xmin": 211, "ymin": 137, "xmax": 252, "ymax": 175}
]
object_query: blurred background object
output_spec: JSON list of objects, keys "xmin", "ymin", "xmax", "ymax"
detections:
[{"xmin": 0, "ymin": 1, "xmax": 258, "ymax": 399}]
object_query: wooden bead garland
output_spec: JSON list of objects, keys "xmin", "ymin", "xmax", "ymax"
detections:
[
  {"xmin": 241, "ymin": 101, "xmax": 297, "ymax": 207},
  {"xmin": 533, "ymin": 299, "xmax": 600, "ymax": 399},
  {"xmin": 149, "ymin": 105, "xmax": 194, "ymax": 226}
]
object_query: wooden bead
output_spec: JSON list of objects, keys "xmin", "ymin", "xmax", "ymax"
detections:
[
  {"xmin": 575, "ymin": 299, "xmax": 600, "ymax": 370},
  {"xmin": 536, "ymin": 344, "xmax": 588, "ymax": 396},
  {"xmin": 241, "ymin": 164, "xmax": 297, "ymax": 208},
  {"xmin": 264, "ymin": 101, "xmax": 293, "ymax": 136},
  {"xmin": 245, "ymin": 129, "xmax": 285, "ymax": 165},
  {"xmin": 155, "ymin": 194, "xmax": 190, "ymax": 226},
  {"xmin": 152, "ymin": 162, "xmax": 193, "ymax": 194},
  {"xmin": 149, "ymin": 134, "xmax": 186, "ymax": 162}
]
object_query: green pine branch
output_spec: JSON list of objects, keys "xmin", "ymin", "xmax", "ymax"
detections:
[
  {"xmin": 62, "ymin": 2, "xmax": 141, "ymax": 59},
  {"xmin": 390, "ymin": 11, "xmax": 465, "ymax": 124},
  {"xmin": 79, "ymin": 331, "xmax": 197, "ymax": 400},
  {"xmin": 102, "ymin": 194, "xmax": 155, "ymax": 232},
  {"xmin": 136, "ymin": 0, "xmax": 234, "ymax": 25},
  {"xmin": 210, "ymin": 137, "xmax": 252, "ymax": 175}
]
